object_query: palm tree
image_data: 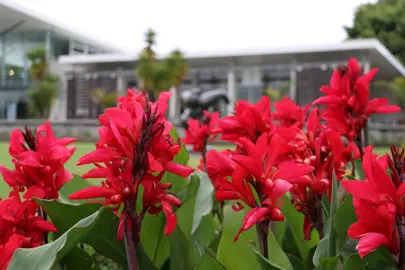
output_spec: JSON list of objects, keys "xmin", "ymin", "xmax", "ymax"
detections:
[
  {"xmin": 135, "ymin": 29, "xmax": 188, "ymax": 103},
  {"xmin": 163, "ymin": 50, "xmax": 188, "ymax": 120},
  {"xmin": 373, "ymin": 77, "xmax": 405, "ymax": 123},
  {"xmin": 136, "ymin": 28, "xmax": 158, "ymax": 99}
]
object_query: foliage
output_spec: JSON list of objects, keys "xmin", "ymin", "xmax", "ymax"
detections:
[
  {"xmin": 135, "ymin": 29, "xmax": 188, "ymax": 96},
  {"xmin": 90, "ymin": 88, "xmax": 117, "ymax": 109},
  {"xmin": 0, "ymin": 57, "xmax": 403, "ymax": 270},
  {"xmin": 345, "ymin": 0, "xmax": 405, "ymax": 63},
  {"xmin": 26, "ymin": 46, "xmax": 59, "ymax": 117}
]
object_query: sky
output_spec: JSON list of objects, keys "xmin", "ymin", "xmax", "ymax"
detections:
[{"xmin": 11, "ymin": 0, "xmax": 376, "ymax": 55}]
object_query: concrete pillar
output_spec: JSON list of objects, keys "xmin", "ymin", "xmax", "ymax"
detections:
[
  {"xmin": 169, "ymin": 86, "xmax": 177, "ymax": 123},
  {"xmin": 22, "ymin": 32, "xmax": 28, "ymax": 85},
  {"xmin": 290, "ymin": 60, "xmax": 297, "ymax": 101},
  {"xmin": 45, "ymin": 30, "xmax": 52, "ymax": 59},
  {"xmin": 227, "ymin": 61, "xmax": 236, "ymax": 115},
  {"xmin": 1, "ymin": 37, "xmax": 6, "ymax": 86},
  {"xmin": 116, "ymin": 68, "xmax": 126, "ymax": 97}
]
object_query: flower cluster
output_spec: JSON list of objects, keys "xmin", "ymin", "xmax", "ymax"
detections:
[
  {"xmin": 313, "ymin": 58, "xmax": 400, "ymax": 142},
  {"xmin": 203, "ymin": 58, "xmax": 400, "ymax": 243},
  {"xmin": 69, "ymin": 89, "xmax": 194, "ymax": 239},
  {"xmin": 0, "ymin": 121, "xmax": 74, "ymax": 268},
  {"xmin": 341, "ymin": 146, "xmax": 405, "ymax": 257}
]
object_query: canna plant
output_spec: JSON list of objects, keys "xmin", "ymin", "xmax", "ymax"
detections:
[{"xmin": 0, "ymin": 57, "xmax": 404, "ymax": 270}]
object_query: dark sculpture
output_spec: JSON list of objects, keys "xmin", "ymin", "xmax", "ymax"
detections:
[{"xmin": 180, "ymin": 87, "xmax": 229, "ymax": 128}]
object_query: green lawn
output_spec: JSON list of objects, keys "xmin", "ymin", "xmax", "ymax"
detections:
[{"xmin": 0, "ymin": 142, "xmax": 390, "ymax": 198}]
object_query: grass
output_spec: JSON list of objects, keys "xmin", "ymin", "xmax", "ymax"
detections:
[{"xmin": 0, "ymin": 142, "xmax": 391, "ymax": 198}]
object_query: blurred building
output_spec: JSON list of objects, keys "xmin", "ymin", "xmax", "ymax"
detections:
[
  {"xmin": 59, "ymin": 39, "xmax": 405, "ymax": 125},
  {"xmin": 1, "ymin": 1, "xmax": 404, "ymax": 127},
  {"xmin": 0, "ymin": 1, "xmax": 122, "ymax": 120}
]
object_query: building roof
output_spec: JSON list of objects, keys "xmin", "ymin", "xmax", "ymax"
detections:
[
  {"xmin": 0, "ymin": 0, "xmax": 124, "ymax": 53},
  {"xmin": 57, "ymin": 38, "xmax": 405, "ymax": 78}
]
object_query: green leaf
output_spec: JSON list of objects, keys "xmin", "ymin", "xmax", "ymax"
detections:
[
  {"xmin": 318, "ymin": 257, "xmax": 338, "ymax": 270},
  {"xmin": 60, "ymin": 247, "xmax": 94, "ymax": 270},
  {"xmin": 249, "ymin": 244, "xmax": 284, "ymax": 270},
  {"xmin": 194, "ymin": 243, "xmax": 226, "ymax": 270},
  {"xmin": 334, "ymin": 194, "xmax": 357, "ymax": 251},
  {"xmin": 36, "ymin": 199, "xmax": 126, "ymax": 266},
  {"xmin": 342, "ymin": 254, "xmax": 365, "ymax": 270},
  {"xmin": 354, "ymin": 159, "xmax": 365, "ymax": 179},
  {"xmin": 192, "ymin": 172, "xmax": 214, "ymax": 234},
  {"xmin": 249, "ymin": 229, "xmax": 294, "ymax": 270},
  {"xmin": 281, "ymin": 198, "xmax": 319, "ymax": 261},
  {"xmin": 8, "ymin": 208, "xmax": 112, "ymax": 270},
  {"xmin": 176, "ymin": 174, "xmax": 201, "ymax": 240},
  {"xmin": 313, "ymin": 236, "xmax": 329, "ymax": 268},
  {"xmin": 169, "ymin": 227, "xmax": 195, "ymax": 270},
  {"xmin": 328, "ymin": 171, "xmax": 338, "ymax": 257},
  {"xmin": 287, "ymin": 254, "xmax": 308, "ymax": 270},
  {"xmin": 217, "ymin": 205, "xmax": 261, "ymax": 270},
  {"xmin": 141, "ymin": 213, "xmax": 170, "ymax": 268},
  {"xmin": 266, "ymin": 229, "xmax": 293, "ymax": 270}
]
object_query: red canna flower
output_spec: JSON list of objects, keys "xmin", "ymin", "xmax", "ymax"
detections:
[
  {"xmin": 218, "ymin": 96, "xmax": 273, "ymax": 144},
  {"xmin": 0, "ymin": 234, "xmax": 24, "ymax": 270},
  {"xmin": 0, "ymin": 191, "xmax": 57, "ymax": 248},
  {"xmin": 209, "ymin": 132, "xmax": 314, "ymax": 241},
  {"xmin": 275, "ymin": 108, "xmax": 358, "ymax": 239},
  {"xmin": 0, "ymin": 121, "xmax": 76, "ymax": 199},
  {"xmin": 69, "ymin": 89, "xmax": 194, "ymax": 241},
  {"xmin": 273, "ymin": 96, "xmax": 310, "ymax": 129},
  {"xmin": 183, "ymin": 110, "xmax": 219, "ymax": 152},
  {"xmin": 341, "ymin": 146, "xmax": 405, "ymax": 257},
  {"xmin": 141, "ymin": 180, "xmax": 182, "ymax": 236},
  {"xmin": 313, "ymin": 58, "xmax": 400, "ymax": 141},
  {"xmin": 347, "ymin": 198, "xmax": 399, "ymax": 258}
]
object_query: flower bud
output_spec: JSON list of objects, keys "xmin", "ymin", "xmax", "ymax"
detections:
[
  {"xmin": 271, "ymin": 208, "xmax": 284, "ymax": 221},
  {"xmin": 110, "ymin": 194, "xmax": 122, "ymax": 204}
]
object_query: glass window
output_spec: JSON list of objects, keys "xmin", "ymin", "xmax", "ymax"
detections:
[{"xmin": 3, "ymin": 32, "xmax": 25, "ymax": 86}]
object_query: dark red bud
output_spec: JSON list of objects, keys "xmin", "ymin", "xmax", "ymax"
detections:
[
  {"xmin": 271, "ymin": 208, "xmax": 284, "ymax": 221},
  {"xmin": 110, "ymin": 194, "xmax": 122, "ymax": 204}
]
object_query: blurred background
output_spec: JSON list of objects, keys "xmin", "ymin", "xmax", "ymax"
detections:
[{"xmin": 0, "ymin": 0, "xmax": 403, "ymax": 145}]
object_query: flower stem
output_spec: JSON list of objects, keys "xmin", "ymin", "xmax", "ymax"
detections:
[
  {"xmin": 397, "ymin": 218, "xmax": 405, "ymax": 269},
  {"xmin": 256, "ymin": 221, "xmax": 269, "ymax": 259},
  {"xmin": 201, "ymin": 138, "xmax": 208, "ymax": 172},
  {"xmin": 124, "ymin": 211, "xmax": 139, "ymax": 270},
  {"xmin": 37, "ymin": 207, "xmax": 48, "ymax": 244},
  {"xmin": 315, "ymin": 197, "xmax": 324, "ymax": 239}
]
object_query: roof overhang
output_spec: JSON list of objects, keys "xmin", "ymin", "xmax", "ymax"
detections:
[
  {"xmin": 0, "ymin": 0, "xmax": 123, "ymax": 53},
  {"xmin": 58, "ymin": 38, "xmax": 405, "ymax": 78}
]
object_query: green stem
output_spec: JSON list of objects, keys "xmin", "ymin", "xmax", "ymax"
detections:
[{"xmin": 328, "ymin": 170, "xmax": 338, "ymax": 257}]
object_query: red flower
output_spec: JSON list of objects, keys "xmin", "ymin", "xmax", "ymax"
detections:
[
  {"xmin": 347, "ymin": 198, "xmax": 399, "ymax": 258},
  {"xmin": 183, "ymin": 111, "xmax": 219, "ymax": 152},
  {"xmin": 0, "ymin": 234, "xmax": 23, "ymax": 270},
  {"xmin": 0, "ymin": 121, "xmax": 76, "ymax": 199},
  {"xmin": 276, "ymin": 108, "xmax": 357, "ymax": 239},
  {"xmin": 273, "ymin": 96, "xmax": 310, "ymax": 129},
  {"xmin": 341, "ymin": 146, "xmax": 405, "ymax": 257},
  {"xmin": 69, "ymin": 90, "xmax": 194, "ymax": 240},
  {"xmin": 210, "ymin": 133, "xmax": 314, "ymax": 241},
  {"xmin": 142, "ymin": 180, "xmax": 182, "ymax": 236},
  {"xmin": 313, "ymin": 58, "xmax": 400, "ymax": 141},
  {"xmin": 218, "ymin": 96, "xmax": 272, "ymax": 144},
  {"xmin": 0, "ymin": 191, "xmax": 57, "ymax": 248}
]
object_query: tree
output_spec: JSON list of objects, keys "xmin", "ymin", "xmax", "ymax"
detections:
[
  {"xmin": 90, "ymin": 88, "xmax": 117, "ymax": 110},
  {"xmin": 135, "ymin": 29, "xmax": 188, "ymax": 99},
  {"xmin": 344, "ymin": 0, "xmax": 405, "ymax": 63},
  {"xmin": 26, "ymin": 46, "xmax": 59, "ymax": 118}
]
